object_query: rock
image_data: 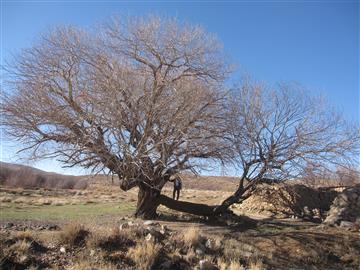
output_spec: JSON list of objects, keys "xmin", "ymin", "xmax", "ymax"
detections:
[
  {"xmin": 4, "ymin": 222, "xmax": 14, "ymax": 229},
  {"xmin": 60, "ymin": 246, "xmax": 66, "ymax": 253},
  {"xmin": 339, "ymin": 221, "xmax": 353, "ymax": 228},
  {"xmin": 303, "ymin": 206, "xmax": 311, "ymax": 216},
  {"xmin": 143, "ymin": 220, "xmax": 157, "ymax": 226},
  {"xmin": 312, "ymin": 208, "xmax": 321, "ymax": 217},
  {"xmin": 199, "ymin": 259, "xmax": 218, "ymax": 270},
  {"xmin": 119, "ymin": 223, "xmax": 129, "ymax": 230},
  {"xmin": 90, "ymin": 249, "xmax": 95, "ymax": 256},
  {"xmin": 48, "ymin": 224, "xmax": 60, "ymax": 231},
  {"xmin": 195, "ymin": 245, "xmax": 205, "ymax": 257},
  {"xmin": 145, "ymin": 233, "xmax": 153, "ymax": 242},
  {"xmin": 324, "ymin": 184, "xmax": 360, "ymax": 225},
  {"xmin": 205, "ymin": 238, "xmax": 215, "ymax": 250},
  {"xmin": 160, "ymin": 224, "xmax": 168, "ymax": 235}
]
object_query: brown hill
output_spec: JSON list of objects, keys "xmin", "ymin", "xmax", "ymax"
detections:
[{"xmin": 0, "ymin": 162, "xmax": 87, "ymax": 189}]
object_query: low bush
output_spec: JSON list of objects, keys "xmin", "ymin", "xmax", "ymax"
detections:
[{"xmin": 58, "ymin": 223, "xmax": 89, "ymax": 247}]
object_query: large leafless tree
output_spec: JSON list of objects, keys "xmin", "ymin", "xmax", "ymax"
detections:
[
  {"xmin": 2, "ymin": 16, "xmax": 359, "ymax": 219},
  {"xmin": 1, "ymin": 16, "xmax": 231, "ymax": 218}
]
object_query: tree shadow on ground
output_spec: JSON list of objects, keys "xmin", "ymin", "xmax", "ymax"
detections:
[
  {"xmin": 156, "ymin": 211, "xmax": 260, "ymax": 232},
  {"xmin": 157, "ymin": 209, "xmax": 323, "ymax": 236}
]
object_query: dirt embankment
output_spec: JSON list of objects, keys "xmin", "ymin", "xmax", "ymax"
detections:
[{"xmin": 234, "ymin": 184, "xmax": 338, "ymax": 219}]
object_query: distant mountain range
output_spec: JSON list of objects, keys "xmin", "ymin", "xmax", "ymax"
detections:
[
  {"xmin": 0, "ymin": 161, "xmax": 88, "ymax": 189},
  {"xmin": 0, "ymin": 161, "xmax": 241, "ymax": 191}
]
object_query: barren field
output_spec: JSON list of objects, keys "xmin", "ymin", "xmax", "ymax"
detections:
[{"xmin": 1, "ymin": 175, "xmax": 359, "ymax": 270}]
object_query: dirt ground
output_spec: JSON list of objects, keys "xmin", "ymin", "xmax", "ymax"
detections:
[{"xmin": 1, "ymin": 177, "xmax": 359, "ymax": 270}]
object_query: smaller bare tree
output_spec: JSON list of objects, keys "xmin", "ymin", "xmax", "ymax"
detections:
[{"xmin": 215, "ymin": 80, "xmax": 360, "ymax": 213}]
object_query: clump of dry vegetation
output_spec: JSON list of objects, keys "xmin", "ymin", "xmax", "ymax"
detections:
[
  {"xmin": 0, "ymin": 231, "xmax": 48, "ymax": 269},
  {"xmin": 183, "ymin": 226, "xmax": 202, "ymax": 247},
  {"xmin": 248, "ymin": 259, "xmax": 265, "ymax": 270},
  {"xmin": 127, "ymin": 241, "xmax": 161, "ymax": 270},
  {"xmin": 87, "ymin": 227, "xmax": 135, "ymax": 252},
  {"xmin": 58, "ymin": 223, "xmax": 89, "ymax": 247},
  {"xmin": 217, "ymin": 258, "xmax": 246, "ymax": 270}
]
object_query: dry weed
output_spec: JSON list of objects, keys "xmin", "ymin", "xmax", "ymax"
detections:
[
  {"xmin": 183, "ymin": 226, "xmax": 201, "ymax": 247},
  {"xmin": 223, "ymin": 239, "xmax": 256, "ymax": 260},
  {"xmin": 248, "ymin": 259, "xmax": 265, "ymax": 270},
  {"xmin": 10, "ymin": 239, "xmax": 32, "ymax": 254},
  {"xmin": 229, "ymin": 260, "xmax": 246, "ymax": 270},
  {"xmin": 58, "ymin": 223, "xmax": 89, "ymax": 247},
  {"xmin": 16, "ymin": 230, "xmax": 34, "ymax": 240},
  {"xmin": 86, "ymin": 227, "xmax": 134, "ymax": 251},
  {"xmin": 69, "ymin": 260, "xmax": 117, "ymax": 270},
  {"xmin": 127, "ymin": 241, "xmax": 161, "ymax": 270},
  {"xmin": 217, "ymin": 258, "xmax": 245, "ymax": 270}
]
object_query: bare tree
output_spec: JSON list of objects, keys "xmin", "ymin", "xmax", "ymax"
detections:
[
  {"xmin": 1, "ymin": 16, "xmax": 230, "ymax": 218},
  {"xmin": 215, "ymin": 80, "xmax": 360, "ymax": 213},
  {"xmin": 2, "ymin": 15, "xmax": 358, "ymax": 219}
]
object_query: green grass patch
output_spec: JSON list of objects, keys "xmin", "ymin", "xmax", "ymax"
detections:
[{"xmin": 0, "ymin": 202, "xmax": 135, "ymax": 221}]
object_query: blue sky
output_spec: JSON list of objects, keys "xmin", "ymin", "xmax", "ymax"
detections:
[{"xmin": 1, "ymin": 1, "xmax": 359, "ymax": 175}]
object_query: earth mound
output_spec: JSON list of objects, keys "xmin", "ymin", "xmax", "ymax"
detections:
[
  {"xmin": 0, "ymin": 162, "xmax": 87, "ymax": 189},
  {"xmin": 234, "ymin": 183, "xmax": 338, "ymax": 219}
]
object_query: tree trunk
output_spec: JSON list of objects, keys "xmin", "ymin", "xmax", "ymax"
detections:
[
  {"xmin": 134, "ymin": 189, "xmax": 247, "ymax": 219},
  {"xmin": 213, "ymin": 187, "xmax": 245, "ymax": 214},
  {"xmin": 131, "ymin": 178, "xmax": 251, "ymax": 219},
  {"xmin": 158, "ymin": 195, "xmax": 218, "ymax": 216},
  {"xmin": 134, "ymin": 186, "xmax": 161, "ymax": 219}
]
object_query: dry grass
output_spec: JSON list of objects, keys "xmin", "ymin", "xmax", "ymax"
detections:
[
  {"xmin": 218, "ymin": 258, "xmax": 246, "ymax": 270},
  {"xmin": 127, "ymin": 241, "xmax": 161, "ymax": 270},
  {"xmin": 248, "ymin": 259, "xmax": 265, "ymax": 270},
  {"xmin": 58, "ymin": 223, "xmax": 89, "ymax": 247},
  {"xmin": 223, "ymin": 238, "xmax": 257, "ymax": 260},
  {"xmin": 10, "ymin": 239, "xmax": 32, "ymax": 254},
  {"xmin": 69, "ymin": 260, "xmax": 118, "ymax": 270},
  {"xmin": 230, "ymin": 261, "xmax": 246, "ymax": 270},
  {"xmin": 183, "ymin": 226, "xmax": 201, "ymax": 247},
  {"xmin": 86, "ymin": 226, "xmax": 134, "ymax": 251},
  {"xmin": 16, "ymin": 230, "xmax": 34, "ymax": 241}
]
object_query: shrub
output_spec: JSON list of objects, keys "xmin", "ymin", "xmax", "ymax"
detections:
[
  {"xmin": 10, "ymin": 240, "xmax": 32, "ymax": 254},
  {"xmin": 87, "ymin": 227, "xmax": 135, "ymax": 252},
  {"xmin": 248, "ymin": 259, "xmax": 265, "ymax": 270},
  {"xmin": 183, "ymin": 226, "xmax": 202, "ymax": 247},
  {"xmin": 58, "ymin": 223, "xmax": 89, "ymax": 247},
  {"xmin": 217, "ymin": 258, "xmax": 245, "ymax": 270},
  {"xmin": 127, "ymin": 241, "xmax": 161, "ymax": 270}
]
